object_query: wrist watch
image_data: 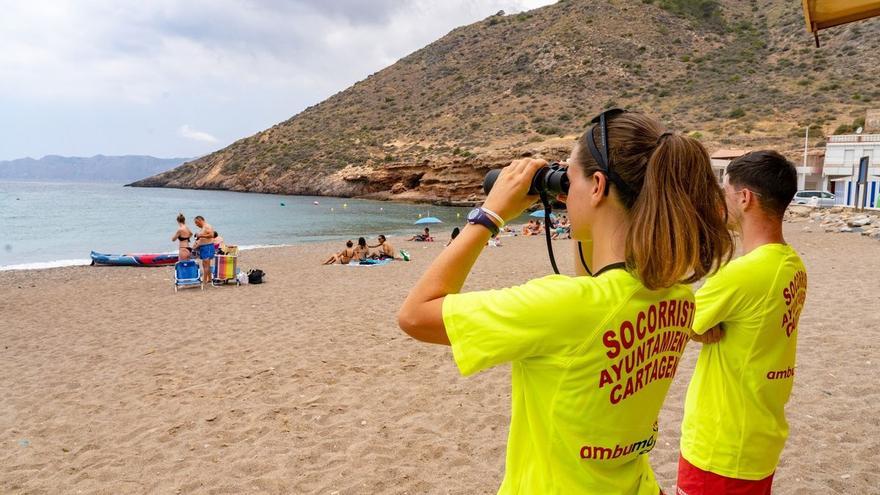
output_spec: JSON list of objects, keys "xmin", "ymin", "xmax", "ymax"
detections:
[{"xmin": 467, "ymin": 207, "xmax": 501, "ymax": 236}]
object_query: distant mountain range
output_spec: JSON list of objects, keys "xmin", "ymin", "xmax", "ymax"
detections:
[{"xmin": 0, "ymin": 155, "xmax": 190, "ymax": 183}]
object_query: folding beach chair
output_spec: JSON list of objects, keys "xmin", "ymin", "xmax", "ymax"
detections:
[
  {"xmin": 173, "ymin": 259, "xmax": 203, "ymax": 292},
  {"xmin": 212, "ymin": 254, "xmax": 241, "ymax": 286}
]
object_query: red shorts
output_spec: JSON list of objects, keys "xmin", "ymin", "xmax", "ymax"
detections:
[{"xmin": 676, "ymin": 455, "xmax": 774, "ymax": 495}]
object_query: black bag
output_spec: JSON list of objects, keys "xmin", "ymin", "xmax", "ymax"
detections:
[{"xmin": 248, "ymin": 269, "xmax": 265, "ymax": 284}]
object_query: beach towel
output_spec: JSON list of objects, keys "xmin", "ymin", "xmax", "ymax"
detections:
[{"xmin": 347, "ymin": 259, "xmax": 393, "ymax": 267}]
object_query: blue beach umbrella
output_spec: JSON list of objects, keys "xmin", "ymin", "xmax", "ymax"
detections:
[
  {"xmin": 529, "ymin": 210, "xmax": 556, "ymax": 219},
  {"xmin": 415, "ymin": 216, "xmax": 443, "ymax": 225}
]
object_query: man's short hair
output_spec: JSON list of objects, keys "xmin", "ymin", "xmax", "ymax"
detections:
[
  {"xmin": 726, "ymin": 150, "xmax": 797, "ymax": 218},
  {"xmin": 195, "ymin": 215, "xmax": 205, "ymax": 221}
]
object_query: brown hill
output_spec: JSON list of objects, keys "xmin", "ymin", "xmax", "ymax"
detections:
[{"xmin": 131, "ymin": 0, "xmax": 880, "ymax": 204}]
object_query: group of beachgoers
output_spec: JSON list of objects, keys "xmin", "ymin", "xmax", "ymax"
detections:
[
  {"xmin": 323, "ymin": 235, "xmax": 402, "ymax": 265},
  {"xmin": 172, "ymin": 213, "xmax": 228, "ymax": 283},
  {"xmin": 397, "ymin": 109, "xmax": 808, "ymax": 494},
  {"xmin": 521, "ymin": 214, "xmax": 571, "ymax": 239}
]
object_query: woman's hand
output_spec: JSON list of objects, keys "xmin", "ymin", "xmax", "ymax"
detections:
[{"xmin": 482, "ymin": 158, "xmax": 547, "ymax": 223}]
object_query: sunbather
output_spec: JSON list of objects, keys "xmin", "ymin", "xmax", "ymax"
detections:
[
  {"xmin": 407, "ymin": 227, "xmax": 433, "ymax": 242},
  {"xmin": 323, "ymin": 240, "xmax": 356, "ymax": 265},
  {"xmin": 370, "ymin": 235, "xmax": 398, "ymax": 259},
  {"xmin": 353, "ymin": 237, "xmax": 372, "ymax": 261}
]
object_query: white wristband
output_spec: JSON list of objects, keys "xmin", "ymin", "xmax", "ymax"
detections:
[{"xmin": 481, "ymin": 207, "xmax": 505, "ymax": 227}]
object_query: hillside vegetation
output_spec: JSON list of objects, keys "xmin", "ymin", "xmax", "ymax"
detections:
[{"xmin": 132, "ymin": 0, "xmax": 880, "ymax": 203}]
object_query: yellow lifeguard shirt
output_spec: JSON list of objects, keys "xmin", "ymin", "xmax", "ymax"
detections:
[
  {"xmin": 681, "ymin": 243, "xmax": 807, "ymax": 480},
  {"xmin": 442, "ymin": 268, "xmax": 694, "ymax": 494}
]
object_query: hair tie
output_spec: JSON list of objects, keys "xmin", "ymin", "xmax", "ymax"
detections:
[{"xmin": 656, "ymin": 132, "xmax": 673, "ymax": 146}]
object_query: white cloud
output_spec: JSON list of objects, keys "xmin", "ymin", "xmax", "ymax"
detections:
[
  {"xmin": 178, "ymin": 125, "xmax": 218, "ymax": 143},
  {"xmin": 0, "ymin": 0, "xmax": 555, "ymax": 159}
]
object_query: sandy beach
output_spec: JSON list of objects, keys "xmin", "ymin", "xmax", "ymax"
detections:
[{"xmin": 1, "ymin": 225, "xmax": 878, "ymax": 494}]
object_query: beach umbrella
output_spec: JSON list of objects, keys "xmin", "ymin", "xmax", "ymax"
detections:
[
  {"xmin": 803, "ymin": 1, "xmax": 880, "ymax": 46},
  {"xmin": 415, "ymin": 216, "xmax": 443, "ymax": 225},
  {"xmin": 530, "ymin": 210, "xmax": 556, "ymax": 219}
]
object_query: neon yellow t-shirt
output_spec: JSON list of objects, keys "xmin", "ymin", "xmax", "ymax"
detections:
[
  {"xmin": 443, "ymin": 269, "xmax": 694, "ymax": 494},
  {"xmin": 681, "ymin": 243, "xmax": 807, "ymax": 480}
]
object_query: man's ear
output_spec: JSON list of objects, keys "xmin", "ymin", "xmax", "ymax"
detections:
[{"xmin": 741, "ymin": 188, "xmax": 757, "ymax": 211}]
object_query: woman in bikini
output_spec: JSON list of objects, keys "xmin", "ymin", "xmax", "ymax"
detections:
[
  {"xmin": 171, "ymin": 213, "xmax": 193, "ymax": 261},
  {"xmin": 353, "ymin": 237, "xmax": 372, "ymax": 261},
  {"xmin": 323, "ymin": 240, "xmax": 357, "ymax": 265}
]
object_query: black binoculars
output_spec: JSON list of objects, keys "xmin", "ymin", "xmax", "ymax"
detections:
[{"xmin": 483, "ymin": 162, "xmax": 569, "ymax": 196}]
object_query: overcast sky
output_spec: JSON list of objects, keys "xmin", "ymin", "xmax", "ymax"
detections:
[{"xmin": 0, "ymin": 0, "xmax": 554, "ymax": 161}]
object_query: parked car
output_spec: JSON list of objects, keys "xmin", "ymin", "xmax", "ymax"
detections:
[{"xmin": 792, "ymin": 190, "xmax": 835, "ymax": 207}]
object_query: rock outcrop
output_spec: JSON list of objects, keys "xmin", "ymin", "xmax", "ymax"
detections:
[{"xmin": 786, "ymin": 205, "xmax": 880, "ymax": 240}]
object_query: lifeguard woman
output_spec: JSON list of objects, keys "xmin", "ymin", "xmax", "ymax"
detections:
[{"xmin": 398, "ymin": 110, "xmax": 734, "ymax": 494}]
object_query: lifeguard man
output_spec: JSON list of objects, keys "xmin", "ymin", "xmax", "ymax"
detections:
[{"xmin": 679, "ymin": 151, "xmax": 807, "ymax": 494}]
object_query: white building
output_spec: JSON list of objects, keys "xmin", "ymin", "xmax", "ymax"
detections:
[
  {"xmin": 709, "ymin": 149, "xmax": 751, "ymax": 183},
  {"xmin": 822, "ymin": 133, "xmax": 880, "ymax": 207},
  {"xmin": 711, "ymin": 148, "xmax": 824, "ymax": 191}
]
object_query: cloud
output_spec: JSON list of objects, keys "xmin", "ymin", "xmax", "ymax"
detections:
[
  {"xmin": 0, "ymin": 0, "xmax": 555, "ymax": 160},
  {"xmin": 0, "ymin": 0, "xmax": 553, "ymax": 104},
  {"xmin": 178, "ymin": 125, "xmax": 218, "ymax": 143}
]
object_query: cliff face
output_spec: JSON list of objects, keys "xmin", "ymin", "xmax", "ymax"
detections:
[{"xmin": 130, "ymin": 0, "xmax": 880, "ymax": 203}]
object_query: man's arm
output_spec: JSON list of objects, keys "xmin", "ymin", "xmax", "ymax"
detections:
[
  {"xmin": 690, "ymin": 323, "xmax": 724, "ymax": 344},
  {"xmin": 196, "ymin": 225, "xmax": 215, "ymax": 239}
]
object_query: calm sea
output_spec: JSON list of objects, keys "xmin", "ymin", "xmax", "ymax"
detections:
[{"xmin": 0, "ymin": 181, "xmax": 473, "ymax": 270}]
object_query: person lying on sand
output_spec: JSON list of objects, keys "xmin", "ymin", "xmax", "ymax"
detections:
[{"xmin": 323, "ymin": 240, "xmax": 356, "ymax": 265}]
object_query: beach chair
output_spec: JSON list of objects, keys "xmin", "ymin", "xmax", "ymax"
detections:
[
  {"xmin": 173, "ymin": 259, "xmax": 203, "ymax": 292},
  {"xmin": 212, "ymin": 254, "xmax": 240, "ymax": 286}
]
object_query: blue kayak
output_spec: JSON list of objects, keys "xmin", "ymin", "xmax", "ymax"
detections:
[{"xmin": 90, "ymin": 251, "xmax": 179, "ymax": 266}]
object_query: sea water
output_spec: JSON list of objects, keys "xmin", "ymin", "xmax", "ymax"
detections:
[{"xmin": 0, "ymin": 181, "xmax": 473, "ymax": 270}]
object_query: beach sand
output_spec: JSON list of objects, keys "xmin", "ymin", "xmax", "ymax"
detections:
[{"xmin": 1, "ymin": 226, "xmax": 878, "ymax": 494}]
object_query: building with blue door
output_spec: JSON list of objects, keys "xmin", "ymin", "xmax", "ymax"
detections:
[{"xmin": 822, "ymin": 133, "xmax": 880, "ymax": 208}]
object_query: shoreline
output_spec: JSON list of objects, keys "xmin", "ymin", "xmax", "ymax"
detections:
[
  {"xmin": 0, "ymin": 234, "xmax": 458, "ymax": 273},
  {"xmin": 0, "ymin": 243, "xmax": 304, "ymax": 272},
  {"xmin": 126, "ymin": 183, "xmax": 483, "ymax": 207}
]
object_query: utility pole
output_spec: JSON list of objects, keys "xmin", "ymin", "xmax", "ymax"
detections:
[{"xmin": 799, "ymin": 125, "xmax": 809, "ymax": 190}]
